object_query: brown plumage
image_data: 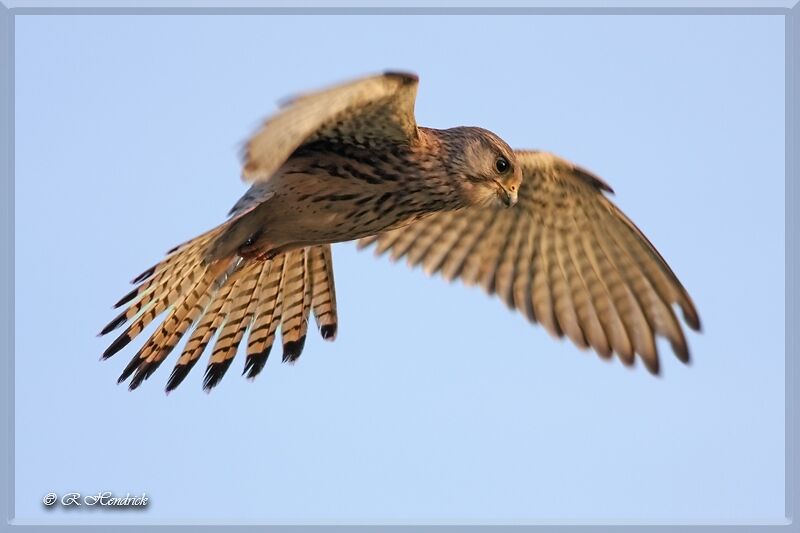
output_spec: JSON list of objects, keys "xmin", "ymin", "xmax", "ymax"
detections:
[
  {"xmin": 359, "ymin": 151, "xmax": 701, "ymax": 374},
  {"xmin": 100, "ymin": 71, "xmax": 522, "ymax": 391},
  {"xmin": 100, "ymin": 72, "xmax": 700, "ymax": 392}
]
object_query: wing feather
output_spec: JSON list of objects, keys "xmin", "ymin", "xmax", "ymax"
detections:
[
  {"xmin": 564, "ymin": 231, "xmax": 611, "ymax": 358},
  {"xmin": 358, "ymin": 150, "xmax": 700, "ymax": 373},
  {"xmin": 491, "ymin": 213, "xmax": 524, "ymax": 308},
  {"xmin": 530, "ymin": 227, "xmax": 564, "ymax": 339},
  {"xmin": 440, "ymin": 210, "xmax": 495, "ymax": 282},
  {"xmin": 421, "ymin": 214, "xmax": 470, "ymax": 276},
  {"xmin": 477, "ymin": 209, "xmax": 517, "ymax": 294},
  {"xmin": 549, "ymin": 229, "xmax": 589, "ymax": 349},
  {"xmin": 242, "ymin": 71, "xmax": 419, "ymax": 183},
  {"xmin": 577, "ymin": 228, "xmax": 634, "ymax": 360}
]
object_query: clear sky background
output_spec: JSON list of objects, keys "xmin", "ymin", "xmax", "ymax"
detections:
[{"xmin": 13, "ymin": 13, "xmax": 785, "ymax": 524}]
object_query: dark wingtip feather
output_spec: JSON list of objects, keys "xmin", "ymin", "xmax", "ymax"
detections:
[
  {"xmin": 595, "ymin": 345, "xmax": 613, "ymax": 361},
  {"xmin": 202, "ymin": 360, "xmax": 235, "ymax": 392},
  {"xmin": 683, "ymin": 306, "xmax": 702, "ymax": 332},
  {"xmin": 99, "ymin": 311, "xmax": 128, "ymax": 336},
  {"xmin": 114, "ymin": 287, "xmax": 140, "ymax": 309},
  {"xmin": 670, "ymin": 339, "xmax": 691, "ymax": 365},
  {"xmin": 572, "ymin": 164, "xmax": 615, "ymax": 194},
  {"xmin": 320, "ymin": 324, "xmax": 337, "ymax": 341},
  {"xmin": 103, "ymin": 331, "xmax": 133, "ymax": 360},
  {"xmin": 282, "ymin": 336, "xmax": 307, "ymax": 363},
  {"xmin": 642, "ymin": 356, "xmax": 661, "ymax": 376},
  {"xmin": 383, "ymin": 70, "xmax": 419, "ymax": 84},
  {"xmin": 131, "ymin": 265, "xmax": 156, "ymax": 284}
]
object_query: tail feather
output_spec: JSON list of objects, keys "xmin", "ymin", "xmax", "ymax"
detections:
[
  {"xmin": 202, "ymin": 263, "xmax": 265, "ymax": 391},
  {"xmin": 243, "ymin": 254, "xmax": 286, "ymax": 379},
  {"xmin": 117, "ymin": 228, "xmax": 220, "ymax": 312},
  {"xmin": 101, "ymin": 248, "xmax": 220, "ymax": 361},
  {"xmin": 99, "ymin": 241, "xmax": 211, "ymax": 342},
  {"xmin": 119, "ymin": 260, "xmax": 234, "ymax": 387},
  {"xmin": 124, "ymin": 268, "xmax": 219, "ymax": 390},
  {"xmin": 309, "ymin": 245, "xmax": 338, "ymax": 340},
  {"xmin": 100, "ymin": 224, "xmax": 339, "ymax": 391},
  {"xmin": 280, "ymin": 250, "xmax": 313, "ymax": 363},
  {"xmin": 165, "ymin": 276, "xmax": 238, "ymax": 392}
]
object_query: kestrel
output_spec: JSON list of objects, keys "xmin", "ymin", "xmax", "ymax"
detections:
[{"xmin": 100, "ymin": 72, "xmax": 700, "ymax": 392}]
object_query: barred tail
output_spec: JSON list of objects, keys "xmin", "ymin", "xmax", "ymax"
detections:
[{"xmin": 99, "ymin": 228, "xmax": 338, "ymax": 392}]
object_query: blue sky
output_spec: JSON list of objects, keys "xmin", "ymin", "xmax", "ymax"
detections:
[{"xmin": 13, "ymin": 13, "xmax": 785, "ymax": 524}]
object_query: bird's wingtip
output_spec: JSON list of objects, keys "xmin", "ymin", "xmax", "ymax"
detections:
[{"xmin": 383, "ymin": 70, "xmax": 419, "ymax": 84}]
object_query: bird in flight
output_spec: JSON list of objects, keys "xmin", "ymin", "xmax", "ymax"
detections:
[{"xmin": 99, "ymin": 72, "xmax": 700, "ymax": 392}]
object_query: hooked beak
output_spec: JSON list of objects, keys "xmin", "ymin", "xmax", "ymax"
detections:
[{"xmin": 495, "ymin": 181, "xmax": 518, "ymax": 208}]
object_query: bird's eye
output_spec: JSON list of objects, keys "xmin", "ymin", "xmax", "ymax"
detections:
[{"xmin": 495, "ymin": 157, "xmax": 510, "ymax": 174}]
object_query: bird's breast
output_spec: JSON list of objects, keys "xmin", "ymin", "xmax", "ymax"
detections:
[{"xmin": 259, "ymin": 150, "xmax": 461, "ymax": 247}]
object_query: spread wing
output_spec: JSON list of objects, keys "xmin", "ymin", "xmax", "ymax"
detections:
[
  {"xmin": 358, "ymin": 150, "xmax": 701, "ymax": 374},
  {"xmin": 242, "ymin": 71, "xmax": 420, "ymax": 183}
]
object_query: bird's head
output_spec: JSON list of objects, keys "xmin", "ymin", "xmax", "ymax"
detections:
[{"xmin": 443, "ymin": 127, "xmax": 522, "ymax": 209}]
